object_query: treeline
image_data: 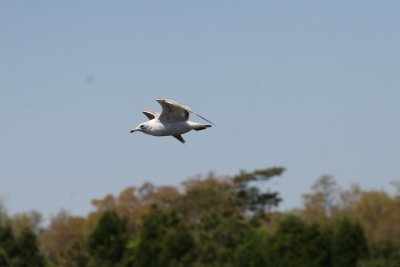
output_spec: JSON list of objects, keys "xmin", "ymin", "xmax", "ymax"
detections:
[{"xmin": 1, "ymin": 167, "xmax": 400, "ymax": 266}]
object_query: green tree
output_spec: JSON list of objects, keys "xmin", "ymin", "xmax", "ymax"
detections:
[
  {"xmin": 133, "ymin": 207, "xmax": 198, "ymax": 267},
  {"xmin": 10, "ymin": 211, "xmax": 42, "ymax": 236},
  {"xmin": 235, "ymin": 229, "xmax": 272, "ymax": 267},
  {"xmin": 332, "ymin": 218, "xmax": 368, "ymax": 267},
  {"xmin": 269, "ymin": 216, "xmax": 331, "ymax": 267},
  {"xmin": 159, "ymin": 216, "xmax": 195, "ymax": 267},
  {"xmin": 134, "ymin": 208, "xmax": 169, "ymax": 267},
  {"xmin": 359, "ymin": 241, "xmax": 400, "ymax": 267},
  {"xmin": 87, "ymin": 210, "xmax": 128, "ymax": 267},
  {"xmin": 0, "ymin": 224, "xmax": 17, "ymax": 262},
  {"xmin": 236, "ymin": 216, "xmax": 332, "ymax": 267},
  {"xmin": 176, "ymin": 175, "xmax": 251, "ymax": 266},
  {"xmin": 12, "ymin": 227, "xmax": 46, "ymax": 267}
]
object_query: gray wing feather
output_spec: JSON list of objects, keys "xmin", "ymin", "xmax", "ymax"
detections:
[
  {"xmin": 143, "ymin": 110, "xmax": 160, "ymax": 120},
  {"xmin": 156, "ymin": 98, "xmax": 215, "ymax": 125},
  {"xmin": 156, "ymin": 99, "xmax": 189, "ymax": 122}
]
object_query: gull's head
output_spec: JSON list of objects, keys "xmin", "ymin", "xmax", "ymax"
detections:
[{"xmin": 130, "ymin": 122, "xmax": 149, "ymax": 133}]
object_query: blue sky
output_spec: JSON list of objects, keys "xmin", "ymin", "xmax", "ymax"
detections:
[{"xmin": 1, "ymin": 1, "xmax": 399, "ymax": 221}]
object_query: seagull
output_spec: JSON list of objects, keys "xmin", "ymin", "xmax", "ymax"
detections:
[{"xmin": 130, "ymin": 98, "xmax": 215, "ymax": 144}]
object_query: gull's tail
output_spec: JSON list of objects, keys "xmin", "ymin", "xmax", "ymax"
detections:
[{"xmin": 192, "ymin": 124, "xmax": 212, "ymax": 131}]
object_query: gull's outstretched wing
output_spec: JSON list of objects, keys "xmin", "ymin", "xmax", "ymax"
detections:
[
  {"xmin": 156, "ymin": 98, "xmax": 215, "ymax": 125},
  {"xmin": 156, "ymin": 99, "xmax": 189, "ymax": 123},
  {"xmin": 142, "ymin": 110, "xmax": 160, "ymax": 120}
]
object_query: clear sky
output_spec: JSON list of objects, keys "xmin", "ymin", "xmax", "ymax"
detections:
[{"xmin": 1, "ymin": 1, "xmax": 399, "ymax": 221}]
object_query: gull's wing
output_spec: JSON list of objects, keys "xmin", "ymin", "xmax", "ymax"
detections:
[
  {"xmin": 156, "ymin": 99, "xmax": 189, "ymax": 122},
  {"xmin": 143, "ymin": 110, "xmax": 160, "ymax": 120},
  {"xmin": 156, "ymin": 98, "xmax": 215, "ymax": 125}
]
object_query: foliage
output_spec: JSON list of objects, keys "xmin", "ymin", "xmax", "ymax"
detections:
[
  {"xmin": 41, "ymin": 210, "xmax": 85, "ymax": 262},
  {"xmin": 87, "ymin": 210, "xmax": 128, "ymax": 267},
  {"xmin": 331, "ymin": 218, "xmax": 368, "ymax": 267},
  {"xmin": 12, "ymin": 227, "xmax": 46, "ymax": 267},
  {"xmin": 133, "ymin": 208, "xmax": 195, "ymax": 267},
  {"xmin": 1, "ymin": 168, "xmax": 400, "ymax": 267},
  {"xmin": 0, "ymin": 224, "xmax": 46, "ymax": 267},
  {"xmin": 233, "ymin": 167, "xmax": 284, "ymax": 215},
  {"xmin": 58, "ymin": 241, "xmax": 89, "ymax": 267},
  {"xmin": 302, "ymin": 175, "xmax": 339, "ymax": 222}
]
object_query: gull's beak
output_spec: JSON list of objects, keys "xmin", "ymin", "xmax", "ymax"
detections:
[{"xmin": 130, "ymin": 128, "xmax": 138, "ymax": 133}]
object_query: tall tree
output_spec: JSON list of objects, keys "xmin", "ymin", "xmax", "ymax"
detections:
[
  {"xmin": 352, "ymin": 191, "xmax": 399, "ymax": 246},
  {"xmin": 271, "ymin": 216, "xmax": 332, "ymax": 267},
  {"xmin": 0, "ymin": 224, "xmax": 17, "ymax": 262},
  {"xmin": 133, "ymin": 208, "xmax": 169, "ymax": 267},
  {"xmin": 175, "ymin": 175, "xmax": 250, "ymax": 266},
  {"xmin": 158, "ymin": 213, "xmax": 195, "ymax": 267},
  {"xmin": 233, "ymin": 167, "xmax": 284, "ymax": 215},
  {"xmin": 235, "ymin": 229, "xmax": 272, "ymax": 267},
  {"xmin": 10, "ymin": 211, "xmax": 42, "ymax": 236},
  {"xmin": 87, "ymin": 210, "xmax": 128, "ymax": 267},
  {"xmin": 89, "ymin": 184, "xmax": 180, "ymax": 234},
  {"xmin": 13, "ymin": 227, "xmax": 46, "ymax": 267},
  {"xmin": 331, "ymin": 218, "xmax": 368, "ymax": 267},
  {"xmin": 41, "ymin": 210, "xmax": 85, "ymax": 262},
  {"xmin": 303, "ymin": 175, "xmax": 339, "ymax": 222}
]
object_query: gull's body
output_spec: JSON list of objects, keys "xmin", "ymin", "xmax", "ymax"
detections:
[
  {"xmin": 130, "ymin": 99, "xmax": 214, "ymax": 143},
  {"xmin": 138, "ymin": 120, "xmax": 200, "ymax": 136}
]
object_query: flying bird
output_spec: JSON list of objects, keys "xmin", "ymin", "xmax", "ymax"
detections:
[{"xmin": 130, "ymin": 98, "xmax": 214, "ymax": 144}]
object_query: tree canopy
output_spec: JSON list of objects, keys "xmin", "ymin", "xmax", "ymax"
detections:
[{"xmin": 1, "ymin": 167, "xmax": 399, "ymax": 266}]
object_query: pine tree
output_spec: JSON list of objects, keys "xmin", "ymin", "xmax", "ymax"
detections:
[{"xmin": 233, "ymin": 167, "xmax": 284, "ymax": 215}]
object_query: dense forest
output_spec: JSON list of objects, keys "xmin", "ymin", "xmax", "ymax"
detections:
[{"xmin": 1, "ymin": 167, "xmax": 400, "ymax": 267}]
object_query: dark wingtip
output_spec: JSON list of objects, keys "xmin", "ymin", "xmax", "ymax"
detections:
[
  {"xmin": 172, "ymin": 135, "xmax": 185, "ymax": 144},
  {"xmin": 193, "ymin": 125, "xmax": 212, "ymax": 131}
]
